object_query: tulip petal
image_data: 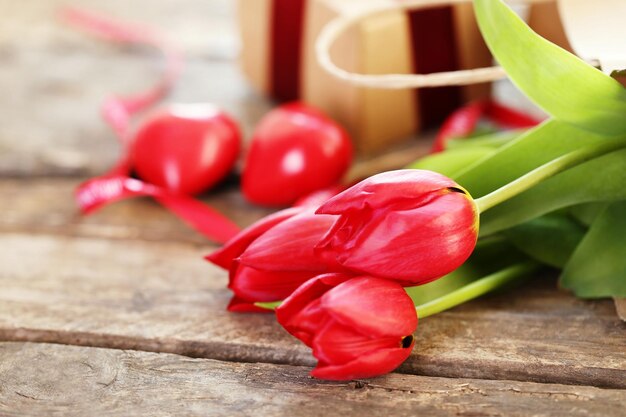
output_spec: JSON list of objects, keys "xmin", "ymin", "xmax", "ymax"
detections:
[
  {"xmin": 239, "ymin": 210, "xmax": 338, "ymax": 272},
  {"xmin": 286, "ymin": 299, "xmax": 329, "ymax": 347},
  {"xmin": 276, "ymin": 273, "xmax": 352, "ymax": 341},
  {"xmin": 312, "ymin": 319, "xmax": 401, "ymax": 365},
  {"xmin": 311, "ymin": 345, "xmax": 414, "ymax": 381},
  {"xmin": 206, "ymin": 207, "xmax": 302, "ymax": 269},
  {"xmin": 321, "ymin": 277, "xmax": 417, "ymax": 338},
  {"xmin": 323, "ymin": 192, "xmax": 478, "ymax": 283},
  {"xmin": 316, "ymin": 169, "xmax": 459, "ymax": 215},
  {"xmin": 229, "ymin": 264, "xmax": 317, "ymax": 302}
]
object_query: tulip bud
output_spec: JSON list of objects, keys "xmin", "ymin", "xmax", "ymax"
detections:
[
  {"xmin": 276, "ymin": 274, "xmax": 417, "ymax": 380},
  {"xmin": 315, "ymin": 169, "xmax": 479, "ymax": 285},
  {"xmin": 207, "ymin": 208, "xmax": 341, "ymax": 312}
]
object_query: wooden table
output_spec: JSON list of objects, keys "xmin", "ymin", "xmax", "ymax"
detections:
[{"xmin": 1, "ymin": 1, "xmax": 624, "ymax": 415}]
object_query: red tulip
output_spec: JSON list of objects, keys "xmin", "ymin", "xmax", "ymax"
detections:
[
  {"xmin": 242, "ymin": 102, "xmax": 353, "ymax": 206},
  {"xmin": 207, "ymin": 207, "xmax": 341, "ymax": 312},
  {"xmin": 276, "ymin": 274, "xmax": 417, "ymax": 380},
  {"xmin": 207, "ymin": 207, "xmax": 302, "ymax": 270},
  {"xmin": 315, "ymin": 169, "xmax": 479, "ymax": 285},
  {"xmin": 131, "ymin": 104, "xmax": 241, "ymax": 195}
]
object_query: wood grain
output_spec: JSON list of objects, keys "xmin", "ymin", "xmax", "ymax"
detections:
[
  {"xmin": 0, "ymin": 230, "xmax": 623, "ymax": 388},
  {"xmin": 1, "ymin": 342, "xmax": 625, "ymax": 417}
]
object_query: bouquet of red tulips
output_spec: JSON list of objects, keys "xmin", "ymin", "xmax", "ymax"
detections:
[
  {"xmin": 208, "ymin": 0, "xmax": 626, "ymax": 380},
  {"xmin": 208, "ymin": 169, "xmax": 482, "ymax": 379}
]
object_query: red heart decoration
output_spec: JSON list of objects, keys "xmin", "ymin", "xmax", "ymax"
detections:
[
  {"xmin": 242, "ymin": 102, "xmax": 353, "ymax": 206},
  {"xmin": 131, "ymin": 104, "xmax": 241, "ymax": 195}
]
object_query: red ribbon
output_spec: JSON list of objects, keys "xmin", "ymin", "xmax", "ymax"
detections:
[
  {"xmin": 63, "ymin": 8, "xmax": 241, "ymax": 244},
  {"xmin": 270, "ymin": 0, "xmax": 307, "ymax": 101},
  {"xmin": 432, "ymin": 100, "xmax": 543, "ymax": 153},
  {"xmin": 408, "ymin": 6, "xmax": 463, "ymax": 128}
]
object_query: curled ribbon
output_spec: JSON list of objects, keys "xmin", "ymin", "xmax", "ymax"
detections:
[
  {"xmin": 432, "ymin": 100, "xmax": 542, "ymax": 153},
  {"xmin": 63, "ymin": 8, "xmax": 241, "ymax": 244}
]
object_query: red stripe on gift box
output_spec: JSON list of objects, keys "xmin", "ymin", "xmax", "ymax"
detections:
[
  {"xmin": 408, "ymin": 6, "xmax": 463, "ymax": 128},
  {"xmin": 270, "ymin": 0, "xmax": 307, "ymax": 101}
]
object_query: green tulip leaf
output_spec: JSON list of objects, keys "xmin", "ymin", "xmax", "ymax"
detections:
[
  {"xmin": 446, "ymin": 130, "xmax": 521, "ymax": 150},
  {"xmin": 474, "ymin": 0, "xmax": 626, "ymax": 136},
  {"xmin": 569, "ymin": 203, "xmax": 609, "ymax": 227},
  {"xmin": 406, "ymin": 237, "xmax": 526, "ymax": 305},
  {"xmin": 503, "ymin": 214, "xmax": 586, "ymax": 268},
  {"xmin": 254, "ymin": 301, "xmax": 281, "ymax": 311},
  {"xmin": 561, "ymin": 201, "xmax": 626, "ymax": 298},
  {"xmin": 465, "ymin": 126, "xmax": 498, "ymax": 138},
  {"xmin": 408, "ymin": 146, "xmax": 496, "ymax": 178},
  {"xmin": 479, "ymin": 148, "xmax": 626, "ymax": 236},
  {"xmin": 456, "ymin": 120, "xmax": 607, "ymax": 198}
]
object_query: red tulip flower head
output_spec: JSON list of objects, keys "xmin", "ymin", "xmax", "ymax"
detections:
[
  {"xmin": 276, "ymin": 274, "xmax": 417, "ymax": 380},
  {"xmin": 207, "ymin": 207, "xmax": 341, "ymax": 312},
  {"xmin": 315, "ymin": 169, "xmax": 479, "ymax": 285}
]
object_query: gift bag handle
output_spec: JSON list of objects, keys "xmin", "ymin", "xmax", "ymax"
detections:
[{"xmin": 315, "ymin": 0, "xmax": 553, "ymax": 89}]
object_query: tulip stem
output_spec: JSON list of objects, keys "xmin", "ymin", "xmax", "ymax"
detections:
[
  {"xmin": 475, "ymin": 137, "xmax": 626, "ymax": 213},
  {"xmin": 415, "ymin": 262, "xmax": 540, "ymax": 319}
]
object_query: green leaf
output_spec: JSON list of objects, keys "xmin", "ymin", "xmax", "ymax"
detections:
[
  {"xmin": 455, "ymin": 119, "xmax": 607, "ymax": 198},
  {"xmin": 408, "ymin": 147, "xmax": 496, "ymax": 178},
  {"xmin": 474, "ymin": 0, "xmax": 626, "ymax": 136},
  {"xmin": 464, "ymin": 126, "xmax": 498, "ymax": 138},
  {"xmin": 561, "ymin": 201, "xmax": 626, "ymax": 298},
  {"xmin": 479, "ymin": 148, "xmax": 626, "ymax": 235},
  {"xmin": 406, "ymin": 237, "xmax": 526, "ymax": 305},
  {"xmin": 569, "ymin": 203, "xmax": 609, "ymax": 227},
  {"xmin": 503, "ymin": 214, "xmax": 586, "ymax": 268},
  {"xmin": 447, "ymin": 130, "xmax": 522, "ymax": 150},
  {"xmin": 254, "ymin": 301, "xmax": 281, "ymax": 311}
]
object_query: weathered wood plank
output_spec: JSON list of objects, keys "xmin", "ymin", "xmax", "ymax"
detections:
[
  {"xmin": 0, "ymin": 178, "xmax": 272, "ymax": 245},
  {"xmin": 0, "ymin": 232, "xmax": 624, "ymax": 388},
  {"xmin": 0, "ymin": 0, "xmax": 272, "ymax": 177},
  {"xmin": 1, "ymin": 342, "xmax": 624, "ymax": 417}
]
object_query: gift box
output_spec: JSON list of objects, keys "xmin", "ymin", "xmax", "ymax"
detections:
[
  {"xmin": 527, "ymin": 1, "xmax": 573, "ymax": 53},
  {"xmin": 536, "ymin": 0, "xmax": 626, "ymax": 76},
  {"xmin": 237, "ymin": 0, "xmax": 492, "ymax": 153}
]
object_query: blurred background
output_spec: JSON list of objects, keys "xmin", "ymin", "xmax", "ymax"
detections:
[
  {"xmin": 0, "ymin": 0, "xmax": 273, "ymax": 179},
  {"xmin": 0, "ymin": 0, "xmax": 552, "ymax": 183}
]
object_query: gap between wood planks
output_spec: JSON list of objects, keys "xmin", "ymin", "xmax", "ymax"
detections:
[{"xmin": 2, "ymin": 324, "xmax": 625, "ymax": 390}]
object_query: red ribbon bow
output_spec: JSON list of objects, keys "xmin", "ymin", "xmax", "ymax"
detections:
[{"xmin": 63, "ymin": 8, "xmax": 240, "ymax": 244}]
